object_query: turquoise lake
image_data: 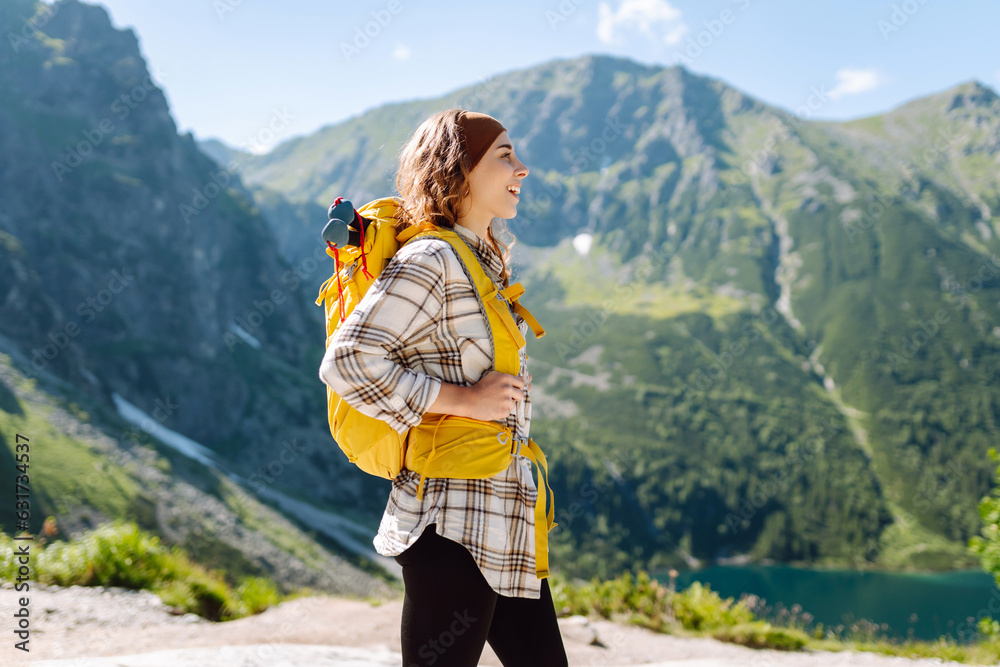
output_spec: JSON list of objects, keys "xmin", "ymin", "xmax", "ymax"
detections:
[{"xmin": 660, "ymin": 564, "xmax": 1000, "ymax": 642}]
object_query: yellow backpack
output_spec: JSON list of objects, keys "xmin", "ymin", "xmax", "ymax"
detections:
[{"xmin": 315, "ymin": 196, "xmax": 558, "ymax": 578}]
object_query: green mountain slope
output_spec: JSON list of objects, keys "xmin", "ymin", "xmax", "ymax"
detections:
[
  {"xmin": 0, "ymin": 343, "xmax": 393, "ymax": 597},
  {"xmin": 2, "ymin": 0, "xmax": 995, "ymax": 580},
  {"xmin": 0, "ymin": 0, "xmax": 399, "ymax": 593},
  {"xmin": 232, "ymin": 55, "xmax": 998, "ymax": 576}
]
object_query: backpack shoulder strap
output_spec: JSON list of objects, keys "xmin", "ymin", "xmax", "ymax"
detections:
[
  {"xmin": 499, "ymin": 283, "xmax": 546, "ymax": 339},
  {"xmin": 395, "ymin": 220, "xmax": 438, "ymax": 244},
  {"xmin": 396, "ymin": 224, "xmax": 545, "ymax": 343}
]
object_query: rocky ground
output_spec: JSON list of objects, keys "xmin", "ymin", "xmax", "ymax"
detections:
[{"xmin": 1, "ymin": 581, "xmax": 982, "ymax": 666}]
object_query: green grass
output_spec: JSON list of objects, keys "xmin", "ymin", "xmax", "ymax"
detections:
[
  {"xmin": 550, "ymin": 568, "xmax": 1000, "ymax": 662},
  {"xmin": 0, "ymin": 392, "xmax": 147, "ymax": 536},
  {"xmin": 0, "ymin": 352, "xmax": 384, "ymax": 603},
  {"xmin": 0, "ymin": 519, "xmax": 301, "ymax": 621},
  {"xmin": 3, "ymin": 517, "xmax": 997, "ymax": 662},
  {"xmin": 550, "ymin": 569, "xmax": 765, "ymax": 637},
  {"xmin": 215, "ymin": 474, "xmax": 330, "ymax": 574},
  {"xmin": 875, "ymin": 502, "xmax": 981, "ymax": 570},
  {"xmin": 535, "ymin": 238, "xmax": 749, "ymax": 321}
]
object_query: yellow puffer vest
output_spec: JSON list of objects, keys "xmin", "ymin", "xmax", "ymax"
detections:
[{"xmin": 316, "ymin": 197, "xmax": 557, "ymax": 578}]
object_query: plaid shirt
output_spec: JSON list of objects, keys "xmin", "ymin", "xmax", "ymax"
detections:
[{"xmin": 318, "ymin": 222, "xmax": 542, "ymax": 598}]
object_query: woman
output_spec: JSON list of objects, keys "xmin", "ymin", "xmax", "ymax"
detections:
[{"xmin": 318, "ymin": 109, "xmax": 568, "ymax": 666}]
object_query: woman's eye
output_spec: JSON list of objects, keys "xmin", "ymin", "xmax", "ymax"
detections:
[{"xmin": 503, "ymin": 152, "xmax": 512, "ymax": 159}]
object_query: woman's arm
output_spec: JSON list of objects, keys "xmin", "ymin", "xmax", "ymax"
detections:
[
  {"xmin": 425, "ymin": 381, "xmax": 474, "ymax": 418},
  {"xmin": 319, "ymin": 240, "xmax": 452, "ymax": 433}
]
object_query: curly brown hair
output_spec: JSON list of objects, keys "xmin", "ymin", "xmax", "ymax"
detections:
[{"xmin": 395, "ymin": 108, "xmax": 516, "ymax": 287}]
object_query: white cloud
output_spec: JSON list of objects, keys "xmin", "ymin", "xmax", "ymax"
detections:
[
  {"xmin": 392, "ymin": 43, "xmax": 411, "ymax": 61},
  {"xmin": 828, "ymin": 67, "xmax": 885, "ymax": 100},
  {"xmin": 597, "ymin": 0, "xmax": 687, "ymax": 46},
  {"xmin": 573, "ymin": 233, "xmax": 593, "ymax": 256}
]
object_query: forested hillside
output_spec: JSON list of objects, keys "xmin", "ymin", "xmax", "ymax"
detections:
[
  {"xmin": 0, "ymin": 0, "xmax": 395, "ymax": 595},
  {"xmin": 1, "ymin": 0, "xmax": 996, "ymax": 581},
  {"xmin": 234, "ymin": 56, "xmax": 999, "ymax": 577}
]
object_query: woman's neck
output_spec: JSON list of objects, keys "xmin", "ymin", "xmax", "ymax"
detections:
[{"xmin": 455, "ymin": 214, "xmax": 490, "ymax": 242}]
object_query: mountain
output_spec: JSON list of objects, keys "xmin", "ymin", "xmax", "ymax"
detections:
[
  {"xmin": 196, "ymin": 137, "xmax": 252, "ymax": 171},
  {"xmin": 2, "ymin": 0, "xmax": 997, "ymax": 583},
  {"xmin": 0, "ymin": 0, "xmax": 398, "ymax": 595},
  {"xmin": 232, "ymin": 55, "xmax": 1000, "ymax": 576}
]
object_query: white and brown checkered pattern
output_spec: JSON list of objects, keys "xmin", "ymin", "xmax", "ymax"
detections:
[{"xmin": 319, "ymin": 223, "xmax": 542, "ymax": 598}]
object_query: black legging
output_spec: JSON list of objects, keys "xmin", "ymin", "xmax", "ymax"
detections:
[{"xmin": 393, "ymin": 523, "xmax": 569, "ymax": 667}]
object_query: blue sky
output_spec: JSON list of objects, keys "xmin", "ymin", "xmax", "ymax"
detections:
[{"xmin": 81, "ymin": 0, "xmax": 999, "ymax": 154}]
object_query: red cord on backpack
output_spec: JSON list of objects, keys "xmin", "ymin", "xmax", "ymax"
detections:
[
  {"xmin": 328, "ymin": 197, "xmax": 348, "ymax": 323},
  {"xmin": 326, "ymin": 197, "xmax": 377, "ymax": 322},
  {"xmin": 327, "ymin": 241, "xmax": 347, "ymax": 323},
  {"xmin": 354, "ymin": 209, "xmax": 374, "ymax": 281}
]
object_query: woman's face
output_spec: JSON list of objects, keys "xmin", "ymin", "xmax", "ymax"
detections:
[{"xmin": 463, "ymin": 130, "xmax": 529, "ymax": 223}]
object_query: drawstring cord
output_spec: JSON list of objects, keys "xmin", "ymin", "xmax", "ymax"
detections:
[
  {"xmin": 326, "ymin": 241, "xmax": 346, "ymax": 323},
  {"xmin": 327, "ymin": 197, "xmax": 347, "ymax": 323},
  {"xmin": 416, "ymin": 413, "xmax": 449, "ymax": 501},
  {"xmin": 326, "ymin": 197, "xmax": 376, "ymax": 323},
  {"xmin": 355, "ymin": 208, "xmax": 374, "ymax": 281}
]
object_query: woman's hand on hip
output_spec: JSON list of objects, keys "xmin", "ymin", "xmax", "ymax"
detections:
[{"xmin": 468, "ymin": 370, "xmax": 529, "ymax": 422}]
